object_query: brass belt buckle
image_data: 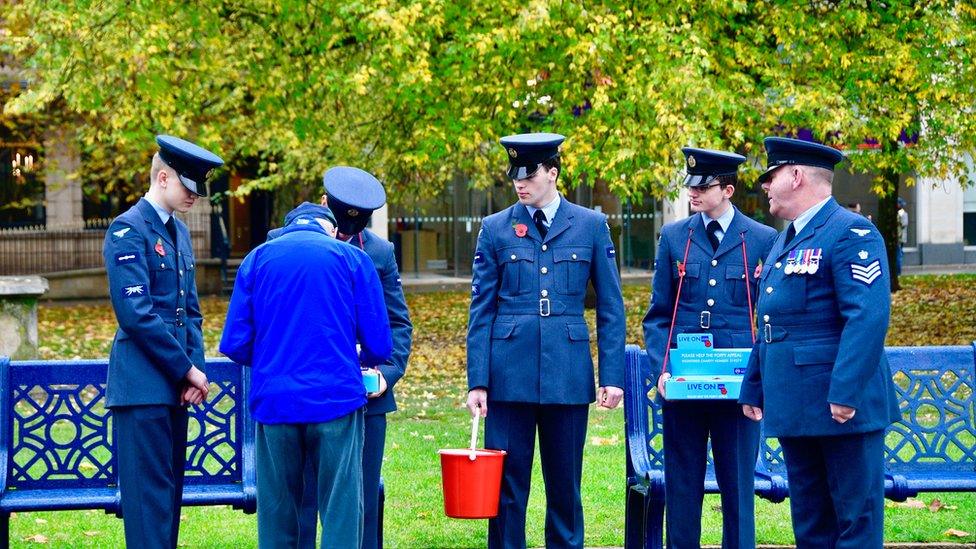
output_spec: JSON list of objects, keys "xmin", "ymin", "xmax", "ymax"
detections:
[
  {"xmin": 699, "ymin": 311, "xmax": 711, "ymax": 329},
  {"xmin": 539, "ymin": 298, "xmax": 551, "ymax": 317}
]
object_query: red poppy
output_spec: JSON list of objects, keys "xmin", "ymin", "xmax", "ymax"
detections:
[
  {"xmin": 155, "ymin": 238, "xmax": 166, "ymax": 257},
  {"xmin": 514, "ymin": 223, "xmax": 528, "ymax": 237}
]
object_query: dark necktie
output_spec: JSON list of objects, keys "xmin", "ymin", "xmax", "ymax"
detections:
[
  {"xmin": 784, "ymin": 222, "xmax": 796, "ymax": 246},
  {"xmin": 706, "ymin": 220, "xmax": 721, "ymax": 252},
  {"xmin": 165, "ymin": 216, "xmax": 178, "ymax": 248},
  {"xmin": 533, "ymin": 209, "xmax": 548, "ymax": 239}
]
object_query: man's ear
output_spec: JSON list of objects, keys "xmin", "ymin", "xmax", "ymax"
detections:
[
  {"xmin": 722, "ymin": 184, "xmax": 735, "ymax": 199},
  {"xmin": 320, "ymin": 194, "xmax": 328, "ymax": 206}
]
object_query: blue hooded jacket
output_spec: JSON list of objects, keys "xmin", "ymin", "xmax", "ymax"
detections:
[{"xmin": 219, "ymin": 215, "xmax": 392, "ymax": 424}]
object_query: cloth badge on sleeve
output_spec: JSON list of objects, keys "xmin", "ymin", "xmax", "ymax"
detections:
[
  {"xmin": 850, "ymin": 260, "xmax": 882, "ymax": 285},
  {"xmin": 112, "ymin": 227, "xmax": 131, "ymax": 239},
  {"xmin": 606, "ymin": 246, "xmax": 616, "ymax": 258},
  {"xmin": 115, "ymin": 251, "xmax": 140, "ymax": 265},
  {"xmin": 474, "ymin": 252, "xmax": 484, "ymax": 264},
  {"xmin": 122, "ymin": 284, "xmax": 146, "ymax": 298},
  {"xmin": 850, "ymin": 228, "xmax": 871, "ymax": 237},
  {"xmin": 471, "ymin": 284, "xmax": 480, "ymax": 296}
]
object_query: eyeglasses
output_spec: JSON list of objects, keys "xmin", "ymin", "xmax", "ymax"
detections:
[{"xmin": 688, "ymin": 181, "xmax": 722, "ymax": 193}]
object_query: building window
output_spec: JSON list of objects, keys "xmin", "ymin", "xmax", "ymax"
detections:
[
  {"xmin": 0, "ymin": 145, "xmax": 44, "ymax": 228},
  {"xmin": 963, "ymin": 184, "xmax": 976, "ymax": 246}
]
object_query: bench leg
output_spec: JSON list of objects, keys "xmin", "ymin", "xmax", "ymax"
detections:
[
  {"xmin": 624, "ymin": 488, "xmax": 646, "ymax": 548},
  {"xmin": 646, "ymin": 492, "xmax": 665, "ymax": 549},
  {"xmin": 1, "ymin": 512, "xmax": 8, "ymax": 549}
]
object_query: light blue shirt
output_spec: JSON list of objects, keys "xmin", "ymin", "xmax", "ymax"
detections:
[
  {"xmin": 700, "ymin": 204, "xmax": 735, "ymax": 243},
  {"xmin": 526, "ymin": 194, "xmax": 561, "ymax": 227},
  {"xmin": 792, "ymin": 196, "xmax": 832, "ymax": 236},
  {"xmin": 144, "ymin": 197, "xmax": 172, "ymax": 225}
]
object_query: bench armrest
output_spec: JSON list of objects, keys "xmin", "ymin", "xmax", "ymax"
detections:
[{"xmin": 624, "ymin": 345, "xmax": 655, "ymax": 486}]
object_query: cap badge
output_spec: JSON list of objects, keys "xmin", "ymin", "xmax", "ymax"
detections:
[
  {"xmin": 347, "ymin": 208, "xmax": 359, "ymax": 217},
  {"xmin": 508, "ymin": 148, "xmax": 517, "ymax": 158},
  {"xmin": 687, "ymin": 155, "xmax": 696, "ymax": 168}
]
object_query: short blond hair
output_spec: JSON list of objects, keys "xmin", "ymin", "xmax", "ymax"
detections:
[{"xmin": 150, "ymin": 153, "xmax": 176, "ymax": 185}]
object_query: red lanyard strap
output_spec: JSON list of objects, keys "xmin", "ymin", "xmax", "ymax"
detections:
[
  {"xmin": 740, "ymin": 232, "xmax": 757, "ymax": 344},
  {"xmin": 660, "ymin": 227, "xmax": 759, "ymax": 376},
  {"xmin": 660, "ymin": 228, "xmax": 694, "ymax": 375}
]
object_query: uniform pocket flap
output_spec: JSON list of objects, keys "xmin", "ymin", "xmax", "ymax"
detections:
[
  {"xmin": 553, "ymin": 247, "xmax": 591, "ymax": 263},
  {"xmin": 499, "ymin": 247, "xmax": 534, "ymax": 263},
  {"xmin": 673, "ymin": 261, "xmax": 700, "ymax": 279},
  {"xmin": 566, "ymin": 322, "xmax": 591, "ymax": 341},
  {"xmin": 725, "ymin": 264, "xmax": 747, "ymax": 280},
  {"xmin": 793, "ymin": 343, "xmax": 839, "ymax": 365},
  {"xmin": 491, "ymin": 322, "xmax": 517, "ymax": 339}
]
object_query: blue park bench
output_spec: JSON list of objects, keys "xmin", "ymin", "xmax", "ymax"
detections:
[
  {"xmin": 0, "ymin": 356, "xmax": 386, "ymax": 548},
  {"xmin": 623, "ymin": 342, "xmax": 976, "ymax": 549}
]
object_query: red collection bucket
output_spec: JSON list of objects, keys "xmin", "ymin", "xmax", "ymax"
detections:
[
  {"xmin": 438, "ymin": 448, "xmax": 507, "ymax": 518},
  {"xmin": 438, "ymin": 412, "xmax": 506, "ymax": 519}
]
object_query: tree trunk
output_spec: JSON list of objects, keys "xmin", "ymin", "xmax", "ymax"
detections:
[{"xmin": 876, "ymin": 168, "xmax": 901, "ymax": 293}]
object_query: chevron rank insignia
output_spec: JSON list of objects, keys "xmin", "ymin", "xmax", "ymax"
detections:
[
  {"xmin": 850, "ymin": 228, "xmax": 871, "ymax": 236},
  {"xmin": 850, "ymin": 260, "xmax": 881, "ymax": 285},
  {"xmin": 112, "ymin": 227, "xmax": 131, "ymax": 238}
]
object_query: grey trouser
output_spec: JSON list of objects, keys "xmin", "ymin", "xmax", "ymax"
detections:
[{"xmin": 256, "ymin": 409, "xmax": 365, "ymax": 549}]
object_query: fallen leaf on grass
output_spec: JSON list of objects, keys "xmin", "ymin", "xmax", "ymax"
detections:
[
  {"xmin": 888, "ymin": 498, "xmax": 926, "ymax": 509},
  {"xmin": 589, "ymin": 435, "xmax": 619, "ymax": 446},
  {"xmin": 22, "ymin": 534, "xmax": 48, "ymax": 543},
  {"xmin": 423, "ymin": 435, "xmax": 435, "ymax": 441},
  {"xmin": 943, "ymin": 528, "xmax": 970, "ymax": 537},
  {"xmin": 83, "ymin": 531, "xmax": 100, "ymax": 537},
  {"xmin": 34, "ymin": 518, "xmax": 47, "ymax": 524}
]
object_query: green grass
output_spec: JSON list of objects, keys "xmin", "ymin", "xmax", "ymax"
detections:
[{"xmin": 9, "ymin": 275, "xmax": 976, "ymax": 546}]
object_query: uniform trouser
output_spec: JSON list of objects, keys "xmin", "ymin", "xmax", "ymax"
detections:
[
  {"xmin": 256, "ymin": 409, "xmax": 365, "ymax": 549},
  {"xmin": 779, "ymin": 431, "xmax": 885, "ymax": 549},
  {"xmin": 662, "ymin": 400, "xmax": 760, "ymax": 549},
  {"xmin": 485, "ymin": 402, "xmax": 589, "ymax": 549},
  {"xmin": 114, "ymin": 405, "xmax": 189, "ymax": 549},
  {"xmin": 297, "ymin": 413, "xmax": 386, "ymax": 549}
]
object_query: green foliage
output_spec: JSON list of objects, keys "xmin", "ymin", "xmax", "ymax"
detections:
[{"xmin": 4, "ymin": 2, "xmax": 975, "ymax": 203}]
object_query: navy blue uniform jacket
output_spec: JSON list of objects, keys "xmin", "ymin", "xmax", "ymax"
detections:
[
  {"xmin": 466, "ymin": 198, "xmax": 626, "ymax": 404},
  {"xmin": 643, "ymin": 208, "xmax": 777, "ymax": 365},
  {"xmin": 103, "ymin": 198, "xmax": 204, "ymax": 408},
  {"xmin": 739, "ymin": 198, "xmax": 900, "ymax": 437},
  {"xmin": 220, "ymin": 222, "xmax": 392, "ymax": 424},
  {"xmin": 267, "ymin": 226, "xmax": 413, "ymax": 416}
]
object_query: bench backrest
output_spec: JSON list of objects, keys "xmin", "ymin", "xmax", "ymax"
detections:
[
  {"xmin": 625, "ymin": 343, "xmax": 976, "ymax": 478},
  {"xmin": 0, "ymin": 357, "xmax": 252, "ymax": 492}
]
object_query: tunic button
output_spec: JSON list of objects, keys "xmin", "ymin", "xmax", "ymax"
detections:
[
  {"xmin": 541, "ymin": 289, "xmax": 549, "ymax": 297},
  {"xmin": 775, "ymin": 262, "xmax": 782, "ymax": 269},
  {"xmin": 766, "ymin": 286, "xmax": 774, "ymax": 294},
  {"xmin": 741, "ymin": 274, "xmax": 746, "ymax": 279},
  {"xmin": 572, "ymin": 253, "xmax": 578, "ymax": 260},
  {"xmin": 708, "ymin": 279, "xmax": 716, "ymax": 287},
  {"xmin": 179, "ymin": 270, "xmax": 184, "ymax": 276},
  {"xmin": 541, "ymin": 267, "xmax": 548, "ymax": 274},
  {"xmin": 161, "ymin": 263, "xmax": 165, "ymax": 268},
  {"xmin": 180, "ymin": 290, "xmax": 185, "ymax": 296},
  {"xmin": 706, "ymin": 299, "xmax": 715, "ymax": 307},
  {"xmin": 541, "ymin": 244, "xmax": 548, "ymax": 251},
  {"xmin": 510, "ymin": 254, "xmax": 517, "ymax": 260},
  {"xmin": 711, "ymin": 259, "xmax": 718, "ymax": 267},
  {"xmin": 763, "ymin": 314, "xmax": 770, "ymax": 322}
]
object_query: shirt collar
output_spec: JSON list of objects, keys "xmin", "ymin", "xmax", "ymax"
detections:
[
  {"xmin": 144, "ymin": 196, "xmax": 171, "ymax": 225},
  {"xmin": 526, "ymin": 194, "xmax": 561, "ymax": 225},
  {"xmin": 701, "ymin": 204, "xmax": 735, "ymax": 234},
  {"xmin": 792, "ymin": 196, "xmax": 832, "ymax": 235}
]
